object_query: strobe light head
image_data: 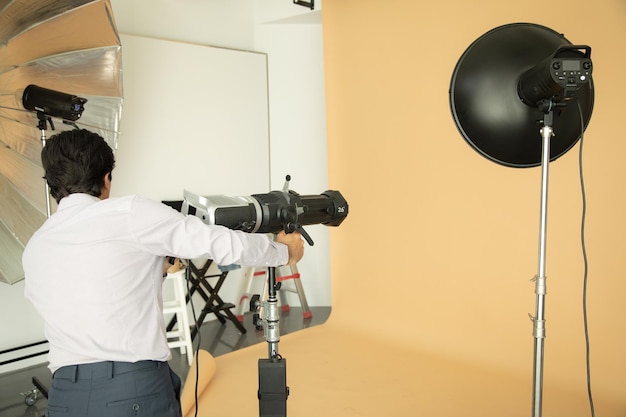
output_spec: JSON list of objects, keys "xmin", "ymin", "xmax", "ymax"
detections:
[
  {"xmin": 22, "ymin": 84, "xmax": 87, "ymax": 121},
  {"xmin": 182, "ymin": 187, "xmax": 349, "ymax": 245},
  {"xmin": 518, "ymin": 45, "xmax": 593, "ymax": 107}
]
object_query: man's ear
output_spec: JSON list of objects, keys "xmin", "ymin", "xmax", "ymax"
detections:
[{"xmin": 100, "ymin": 172, "xmax": 112, "ymax": 199}]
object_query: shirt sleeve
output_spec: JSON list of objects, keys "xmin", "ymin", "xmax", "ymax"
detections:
[{"xmin": 128, "ymin": 196, "xmax": 289, "ymax": 267}]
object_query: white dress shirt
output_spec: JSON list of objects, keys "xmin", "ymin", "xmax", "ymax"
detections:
[{"xmin": 23, "ymin": 193, "xmax": 288, "ymax": 372}]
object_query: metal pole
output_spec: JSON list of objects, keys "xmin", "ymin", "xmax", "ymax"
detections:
[
  {"xmin": 532, "ymin": 123, "xmax": 553, "ymax": 417},
  {"xmin": 40, "ymin": 129, "xmax": 51, "ymax": 218},
  {"xmin": 266, "ymin": 266, "xmax": 280, "ymax": 358}
]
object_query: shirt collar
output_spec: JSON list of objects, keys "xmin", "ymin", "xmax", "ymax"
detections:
[{"xmin": 57, "ymin": 193, "xmax": 101, "ymax": 210}]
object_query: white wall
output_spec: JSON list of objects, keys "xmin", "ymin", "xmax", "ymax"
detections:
[
  {"xmin": 254, "ymin": 9, "xmax": 331, "ymax": 307},
  {"xmin": 111, "ymin": 34, "xmax": 271, "ymax": 199},
  {"xmin": 0, "ymin": 0, "xmax": 330, "ymax": 366}
]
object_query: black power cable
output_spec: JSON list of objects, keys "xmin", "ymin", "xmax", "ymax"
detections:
[{"xmin": 577, "ymin": 101, "xmax": 595, "ymax": 417}]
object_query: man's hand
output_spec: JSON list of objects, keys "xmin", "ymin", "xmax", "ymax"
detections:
[
  {"xmin": 162, "ymin": 257, "xmax": 184, "ymax": 276},
  {"xmin": 276, "ymin": 231, "xmax": 304, "ymax": 265}
]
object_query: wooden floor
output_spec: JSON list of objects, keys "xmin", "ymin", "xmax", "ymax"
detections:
[{"xmin": 0, "ymin": 307, "xmax": 331, "ymax": 417}]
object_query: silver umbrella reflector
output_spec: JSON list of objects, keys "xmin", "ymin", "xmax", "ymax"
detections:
[{"xmin": 0, "ymin": 0, "xmax": 123, "ymax": 284}]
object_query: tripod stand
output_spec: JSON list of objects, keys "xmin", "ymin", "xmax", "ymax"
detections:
[
  {"xmin": 255, "ymin": 265, "xmax": 290, "ymax": 417},
  {"xmin": 254, "ymin": 223, "xmax": 312, "ymax": 417}
]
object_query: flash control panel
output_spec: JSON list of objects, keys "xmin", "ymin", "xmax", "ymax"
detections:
[{"xmin": 551, "ymin": 58, "xmax": 592, "ymax": 88}]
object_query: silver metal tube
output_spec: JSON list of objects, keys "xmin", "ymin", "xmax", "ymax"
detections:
[
  {"xmin": 265, "ymin": 299, "xmax": 280, "ymax": 358},
  {"xmin": 40, "ymin": 130, "xmax": 51, "ymax": 218},
  {"xmin": 266, "ymin": 267, "xmax": 280, "ymax": 359},
  {"xmin": 532, "ymin": 124, "xmax": 553, "ymax": 417}
]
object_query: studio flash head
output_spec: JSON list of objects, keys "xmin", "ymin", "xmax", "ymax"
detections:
[
  {"xmin": 517, "ymin": 45, "xmax": 592, "ymax": 107},
  {"xmin": 181, "ymin": 177, "xmax": 348, "ymax": 246},
  {"xmin": 22, "ymin": 84, "xmax": 87, "ymax": 121}
]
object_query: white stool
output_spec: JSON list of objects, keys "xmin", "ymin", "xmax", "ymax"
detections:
[{"xmin": 163, "ymin": 269, "xmax": 194, "ymax": 366}]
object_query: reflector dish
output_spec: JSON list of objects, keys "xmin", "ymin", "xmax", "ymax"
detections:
[{"xmin": 449, "ymin": 23, "xmax": 594, "ymax": 167}]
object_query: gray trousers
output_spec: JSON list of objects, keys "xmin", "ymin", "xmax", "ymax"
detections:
[{"xmin": 46, "ymin": 361, "xmax": 182, "ymax": 417}]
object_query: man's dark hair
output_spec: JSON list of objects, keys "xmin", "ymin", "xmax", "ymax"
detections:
[{"xmin": 41, "ymin": 129, "xmax": 116, "ymax": 203}]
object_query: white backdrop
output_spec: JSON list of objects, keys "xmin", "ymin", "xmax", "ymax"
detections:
[{"xmin": 112, "ymin": 34, "xmax": 270, "ymax": 200}]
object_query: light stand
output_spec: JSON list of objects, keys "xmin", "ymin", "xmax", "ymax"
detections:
[
  {"xmin": 531, "ymin": 107, "xmax": 557, "ymax": 417},
  {"xmin": 36, "ymin": 111, "xmax": 54, "ymax": 218},
  {"xmin": 252, "ymin": 176, "xmax": 317, "ymax": 417},
  {"xmin": 448, "ymin": 23, "xmax": 595, "ymax": 417},
  {"xmin": 181, "ymin": 177, "xmax": 348, "ymax": 417},
  {"xmin": 256, "ymin": 266, "xmax": 290, "ymax": 417},
  {"xmin": 20, "ymin": 87, "xmax": 88, "ymax": 410}
]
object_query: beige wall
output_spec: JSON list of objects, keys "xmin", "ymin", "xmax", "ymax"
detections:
[{"xmin": 323, "ymin": 0, "xmax": 626, "ymax": 410}]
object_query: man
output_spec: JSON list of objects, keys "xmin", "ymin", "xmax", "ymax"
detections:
[{"xmin": 23, "ymin": 129, "xmax": 304, "ymax": 417}]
